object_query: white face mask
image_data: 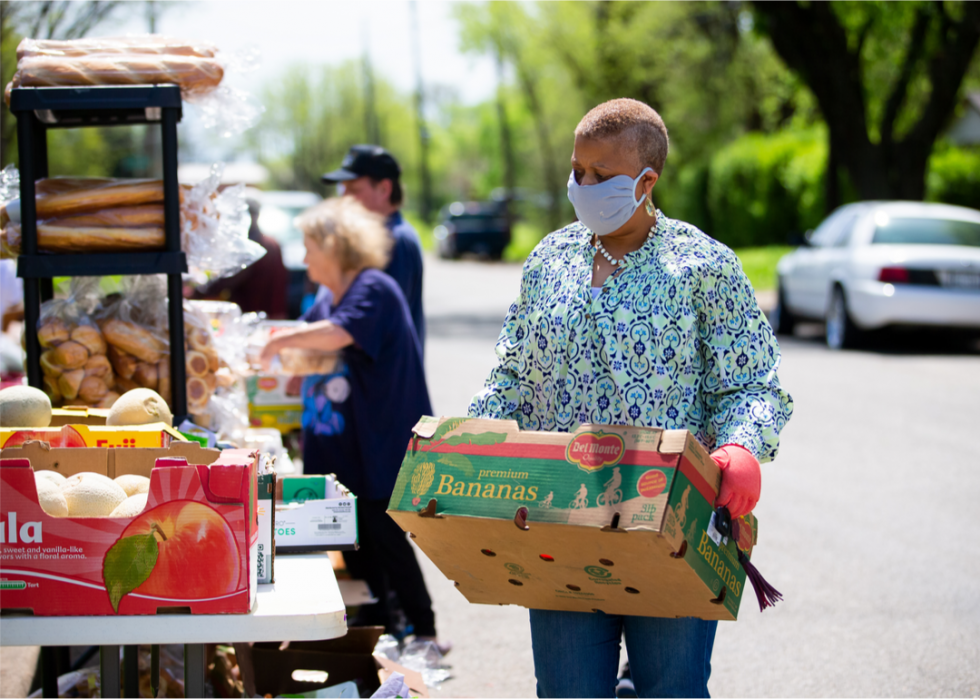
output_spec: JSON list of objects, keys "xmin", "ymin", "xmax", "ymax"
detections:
[{"xmin": 566, "ymin": 167, "xmax": 653, "ymax": 236}]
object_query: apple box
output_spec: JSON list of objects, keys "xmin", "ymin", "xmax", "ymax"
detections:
[
  {"xmin": 0, "ymin": 441, "xmax": 260, "ymax": 616},
  {"xmin": 387, "ymin": 417, "xmax": 760, "ymax": 621},
  {"xmin": 0, "ymin": 422, "xmax": 186, "ymax": 449},
  {"xmin": 274, "ymin": 475, "xmax": 358, "ymax": 553}
]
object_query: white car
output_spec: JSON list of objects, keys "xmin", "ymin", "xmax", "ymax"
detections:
[{"xmin": 772, "ymin": 201, "xmax": 980, "ymax": 349}]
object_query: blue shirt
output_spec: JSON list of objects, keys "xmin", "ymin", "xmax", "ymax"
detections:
[
  {"xmin": 301, "ymin": 269, "xmax": 432, "ymax": 501},
  {"xmin": 313, "ymin": 210, "xmax": 426, "ymax": 352}
]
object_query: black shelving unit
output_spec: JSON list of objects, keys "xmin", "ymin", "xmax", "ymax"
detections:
[{"xmin": 10, "ymin": 85, "xmax": 188, "ymax": 419}]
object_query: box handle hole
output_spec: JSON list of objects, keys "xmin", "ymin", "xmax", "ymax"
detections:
[
  {"xmin": 624, "ymin": 587, "xmax": 640, "ymax": 595},
  {"xmin": 710, "ymin": 587, "xmax": 727, "ymax": 605},
  {"xmin": 481, "ymin": 548, "xmax": 496, "ymax": 557},
  {"xmin": 670, "ymin": 541, "xmax": 688, "ymax": 559},
  {"xmin": 566, "ymin": 584, "xmax": 581, "ymax": 591},
  {"xmin": 508, "ymin": 579, "xmax": 524, "ymax": 586},
  {"xmin": 539, "ymin": 554, "xmax": 554, "ymax": 562},
  {"xmin": 598, "ymin": 558, "xmax": 614, "ymax": 566},
  {"xmin": 514, "ymin": 507, "xmax": 530, "ymax": 531}
]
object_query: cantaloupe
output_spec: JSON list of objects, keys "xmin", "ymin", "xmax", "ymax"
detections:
[
  {"xmin": 106, "ymin": 388, "xmax": 173, "ymax": 427},
  {"xmin": 35, "ymin": 469, "xmax": 67, "ymax": 487},
  {"xmin": 114, "ymin": 474, "xmax": 150, "ymax": 498},
  {"xmin": 34, "ymin": 475, "xmax": 69, "ymax": 517},
  {"xmin": 110, "ymin": 492, "xmax": 148, "ymax": 518},
  {"xmin": 60, "ymin": 472, "xmax": 128, "ymax": 517},
  {"xmin": 0, "ymin": 385, "xmax": 52, "ymax": 427}
]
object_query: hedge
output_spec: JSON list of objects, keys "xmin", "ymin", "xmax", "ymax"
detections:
[{"xmin": 926, "ymin": 146, "xmax": 980, "ymax": 209}]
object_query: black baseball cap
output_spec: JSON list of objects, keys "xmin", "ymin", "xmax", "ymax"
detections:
[{"xmin": 321, "ymin": 145, "xmax": 401, "ymax": 183}]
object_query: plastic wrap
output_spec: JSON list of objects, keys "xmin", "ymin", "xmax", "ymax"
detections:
[
  {"xmin": 181, "ymin": 163, "xmax": 265, "ymax": 282},
  {"xmin": 6, "ymin": 35, "xmax": 262, "ymax": 135},
  {"xmin": 244, "ymin": 320, "xmax": 340, "ymax": 376},
  {"xmin": 36, "ymin": 278, "xmax": 118, "ymax": 409}
]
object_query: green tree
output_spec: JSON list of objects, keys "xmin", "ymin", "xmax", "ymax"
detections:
[{"xmin": 752, "ymin": 1, "xmax": 980, "ymax": 205}]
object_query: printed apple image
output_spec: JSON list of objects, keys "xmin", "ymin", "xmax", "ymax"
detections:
[
  {"xmin": 3, "ymin": 425, "xmax": 86, "ymax": 448},
  {"xmin": 103, "ymin": 500, "xmax": 241, "ymax": 612}
]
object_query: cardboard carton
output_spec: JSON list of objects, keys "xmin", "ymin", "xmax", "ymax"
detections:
[
  {"xmin": 236, "ymin": 627, "xmax": 428, "ymax": 698},
  {"xmin": 49, "ymin": 407, "xmax": 111, "ymax": 426},
  {"xmin": 0, "ymin": 422, "xmax": 186, "ymax": 449},
  {"xmin": 274, "ymin": 475, "xmax": 358, "ymax": 552},
  {"xmin": 387, "ymin": 417, "xmax": 759, "ymax": 621},
  {"xmin": 0, "ymin": 441, "xmax": 259, "ymax": 615},
  {"xmin": 256, "ymin": 471, "xmax": 276, "ymax": 584},
  {"xmin": 246, "ymin": 374, "xmax": 304, "ymax": 433}
]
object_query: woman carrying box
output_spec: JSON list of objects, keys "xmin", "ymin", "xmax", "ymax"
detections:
[
  {"xmin": 260, "ymin": 197, "xmax": 445, "ymax": 648},
  {"xmin": 468, "ymin": 98, "xmax": 793, "ymax": 697}
]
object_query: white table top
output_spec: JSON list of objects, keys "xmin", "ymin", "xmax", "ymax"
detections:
[{"xmin": 0, "ymin": 554, "xmax": 347, "ymax": 647}]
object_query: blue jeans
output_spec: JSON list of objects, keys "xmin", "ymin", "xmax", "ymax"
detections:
[{"xmin": 529, "ymin": 609, "xmax": 718, "ymax": 698}]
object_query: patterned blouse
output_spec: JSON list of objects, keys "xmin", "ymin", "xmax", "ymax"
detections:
[{"xmin": 467, "ymin": 213, "xmax": 794, "ymax": 462}]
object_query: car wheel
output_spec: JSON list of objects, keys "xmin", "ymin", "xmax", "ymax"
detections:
[
  {"xmin": 825, "ymin": 286, "xmax": 862, "ymax": 350},
  {"xmin": 770, "ymin": 282, "xmax": 796, "ymax": 335}
]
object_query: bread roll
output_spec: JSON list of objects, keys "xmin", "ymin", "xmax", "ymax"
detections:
[
  {"xmin": 58, "ymin": 369, "xmax": 85, "ymax": 400},
  {"xmin": 133, "ymin": 362, "xmax": 158, "ymax": 390},
  {"xmin": 186, "ymin": 376, "xmax": 209, "ymax": 411},
  {"xmin": 204, "ymin": 346, "xmax": 220, "ymax": 373},
  {"xmin": 43, "ymin": 375, "xmax": 62, "ymax": 403},
  {"xmin": 157, "ymin": 358, "xmax": 171, "ymax": 405},
  {"xmin": 51, "ymin": 340, "xmax": 89, "ymax": 370},
  {"xmin": 47, "ymin": 205, "xmax": 165, "ymax": 229},
  {"xmin": 186, "ymin": 326, "xmax": 212, "ymax": 351},
  {"xmin": 71, "ymin": 325, "xmax": 107, "ymax": 356},
  {"xmin": 101, "ymin": 319, "xmax": 165, "ymax": 364},
  {"xmin": 214, "ymin": 367, "xmax": 236, "ymax": 389},
  {"xmin": 40, "ymin": 350, "xmax": 63, "ymax": 378},
  {"xmin": 83, "ymin": 354, "xmax": 113, "ymax": 379},
  {"xmin": 78, "ymin": 376, "xmax": 109, "ymax": 403},
  {"xmin": 38, "ymin": 319, "xmax": 70, "ymax": 347},
  {"xmin": 203, "ymin": 371, "xmax": 217, "ymax": 392},
  {"xmin": 107, "ymin": 345, "xmax": 137, "ymax": 380},
  {"xmin": 96, "ymin": 391, "xmax": 120, "ymax": 409},
  {"xmin": 115, "ymin": 376, "xmax": 140, "ymax": 393},
  {"xmin": 186, "ymin": 350, "xmax": 209, "ymax": 378},
  {"xmin": 9, "ymin": 54, "xmax": 224, "ymax": 103}
]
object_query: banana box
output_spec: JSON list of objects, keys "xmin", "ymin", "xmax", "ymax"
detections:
[
  {"xmin": 0, "ymin": 441, "xmax": 259, "ymax": 616},
  {"xmin": 387, "ymin": 417, "xmax": 761, "ymax": 621}
]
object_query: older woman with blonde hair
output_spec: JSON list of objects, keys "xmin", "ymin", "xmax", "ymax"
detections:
[{"xmin": 261, "ymin": 196, "xmax": 443, "ymax": 646}]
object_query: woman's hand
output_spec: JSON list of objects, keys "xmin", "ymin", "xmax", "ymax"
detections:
[
  {"xmin": 711, "ymin": 444, "xmax": 761, "ymax": 519},
  {"xmin": 258, "ymin": 336, "xmax": 283, "ymax": 372}
]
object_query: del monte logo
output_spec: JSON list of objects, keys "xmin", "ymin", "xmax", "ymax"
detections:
[{"xmin": 566, "ymin": 431, "xmax": 625, "ymax": 472}]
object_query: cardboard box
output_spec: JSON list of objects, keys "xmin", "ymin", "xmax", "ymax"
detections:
[
  {"xmin": 49, "ymin": 407, "xmax": 111, "ymax": 426},
  {"xmin": 246, "ymin": 374, "xmax": 304, "ymax": 433},
  {"xmin": 236, "ymin": 627, "xmax": 428, "ymax": 698},
  {"xmin": 387, "ymin": 417, "xmax": 759, "ymax": 621},
  {"xmin": 274, "ymin": 475, "xmax": 358, "ymax": 552},
  {"xmin": 256, "ymin": 471, "xmax": 276, "ymax": 584},
  {"xmin": 0, "ymin": 441, "xmax": 260, "ymax": 616},
  {"xmin": 0, "ymin": 422, "xmax": 186, "ymax": 449}
]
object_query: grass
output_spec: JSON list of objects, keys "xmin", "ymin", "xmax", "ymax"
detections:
[{"xmin": 732, "ymin": 246, "xmax": 793, "ymax": 292}]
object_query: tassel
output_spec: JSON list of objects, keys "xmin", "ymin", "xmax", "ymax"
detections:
[{"xmin": 738, "ymin": 549, "xmax": 783, "ymax": 611}]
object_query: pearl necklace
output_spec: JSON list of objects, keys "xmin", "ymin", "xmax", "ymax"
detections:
[{"xmin": 594, "ymin": 227, "xmax": 656, "ymax": 267}]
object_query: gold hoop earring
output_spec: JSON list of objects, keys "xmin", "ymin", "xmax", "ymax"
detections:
[{"xmin": 645, "ymin": 192, "xmax": 655, "ymax": 216}]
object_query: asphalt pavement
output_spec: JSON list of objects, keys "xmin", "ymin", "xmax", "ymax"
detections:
[{"xmin": 420, "ymin": 254, "xmax": 980, "ymax": 698}]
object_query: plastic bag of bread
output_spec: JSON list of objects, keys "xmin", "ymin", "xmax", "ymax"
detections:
[
  {"xmin": 93, "ymin": 276, "xmax": 171, "ymax": 404},
  {"xmin": 183, "ymin": 301, "xmax": 221, "ymax": 416},
  {"xmin": 245, "ymin": 319, "xmax": 340, "ymax": 376},
  {"xmin": 35, "ymin": 278, "xmax": 117, "ymax": 409},
  {"xmin": 5, "ymin": 35, "xmax": 262, "ymax": 137}
]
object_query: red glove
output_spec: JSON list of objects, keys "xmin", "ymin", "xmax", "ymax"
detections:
[{"xmin": 711, "ymin": 444, "xmax": 761, "ymax": 519}]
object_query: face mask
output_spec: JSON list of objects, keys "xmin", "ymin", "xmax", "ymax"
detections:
[{"xmin": 566, "ymin": 167, "xmax": 653, "ymax": 236}]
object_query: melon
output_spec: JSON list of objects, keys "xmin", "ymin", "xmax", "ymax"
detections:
[
  {"xmin": 106, "ymin": 388, "xmax": 173, "ymax": 427},
  {"xmin": 34, "ymin": 469, "xmax": 67, "ymax": 487},
  {"xmin": 0, "ymin": 385, "xmax": 52, "ymax": 427},
  {"xmin": 114, "ymin": 474, "xmax": 151, "ymax": 497},
  {"xmin": 110, "ymin": 492, "xmax": 148, "ymax": 518},
  {"xmin": 34, "ymin": 476, "xmax": 69, "ymax": 517},
  {"xmin": 60, "ymin": 472, "xmax": 128, "ymax": 517}
]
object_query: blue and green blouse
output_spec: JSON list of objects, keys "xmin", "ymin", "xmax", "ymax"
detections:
[{"xmin": 467, "ymin": 213, "xmax": 793, "ymax": 462}]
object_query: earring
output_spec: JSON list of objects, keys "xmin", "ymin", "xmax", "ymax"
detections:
[{"xmin": 645, "ymin": 192, "xmax": 655, "ymax": 216}]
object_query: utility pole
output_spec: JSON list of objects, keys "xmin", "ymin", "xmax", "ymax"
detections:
[
  {"xmin": 409, "ymin": 1, "xmax": 433, "ymax": 223},
  {"xmin": 362, "ymin": 18, "xmax": 381, "ymax": 145},
  {"xmin": 495, "ymin": 48, "xmax": 516, "ymax": 229}
]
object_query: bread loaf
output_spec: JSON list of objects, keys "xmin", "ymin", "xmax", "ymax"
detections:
[
  {"xmin": 34, "ymin": 180, "xmax": 163, "ymax": 219},
  {"xmin": 46, "ymin": 205, "xmax": 165, "ymax": 229},
  {"xmin": 101, "ymin": 319, "xmax": 166, "ymax": 364},
  {"xmin": 17, "ymin": 36, "xmax": 218, "ymax": 60},
  {"xmin": 8, "ymin": 54, "xmax": 224, "ymax": 102},
  {"xmin": 35, "ymin": 224, "xmax": 166, "ymax": 252}
]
